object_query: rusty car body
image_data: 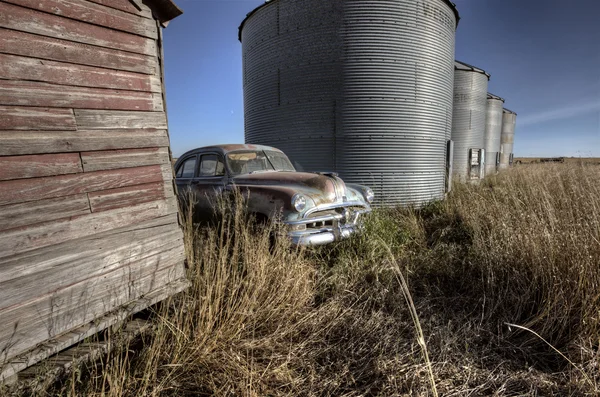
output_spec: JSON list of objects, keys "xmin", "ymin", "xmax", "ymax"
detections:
[{"xmin": 173, "ymin": 144, "xmax": 373, "ymax": 245}]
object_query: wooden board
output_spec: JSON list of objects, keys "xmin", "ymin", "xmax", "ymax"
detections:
[
  {"xmin": 0, "ymin": 54, "xmax": 161, "ymax": 93},
  {"xmin": 0, "ymin": 28, "xmax": 157, "ymax": 75},
  {"xmin": 0, "ymin": 129, "xmax": 169, "ymax": 156},
  {"xmin": 0, "ymin": 80, "xmax": 163, "ymax": 111},
  {"xmin": 0, "ymin": 2, "xmax": 156, "ymax": 56},
  {"xmin": 0, "ymin": 197, "xmax": 178, "ymax": 258},
  {"xmin": 0, "ymin": 278, "xmax": 188, "ymax": 382},
  {"xmin": 0, "ymin": 106, "xmax": 76, "ymax": 131},
  {"xmin": 0, "ymin": 256, "xmax": 185, "ymax": 363},
  {"xmin": 0, "ymin": 194, "xmax": 91, "ymax": 232},
  {"xmin": 74, "ymin": 110, "xmax": 168, "ymax": 130},
  {"xmin": 89, "ymin": 181, "xmax": 173, "ymax": 212},
  {"xmin": 3, "ymin": 0, "xmax": 158, "ymax": 39},
  {"xmin": 0, "ymin": 153, "xmax": 82, "ymax": 181},
  {"xmin": 0, "ymin": 214, "xmax": 179, "ymax": 283},
  {"xmin": 0, "ymin": 229, "xmax": 182, "ymax": 311},
  {"xmin": 85, "ymin": 0, "xmax": 153, "ymax": 18},
  {"xmin": 0, "ymin": 164, "xmax": 170, "ymax": 206},
  {"xmin": 81, "ymin": 147, "xmax": 169, "ymax": 172}
]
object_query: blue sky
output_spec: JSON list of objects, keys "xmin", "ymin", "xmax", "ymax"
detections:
[{"xmin": 163, "ymin": 0, "xmax": 600, "ymax": 158}]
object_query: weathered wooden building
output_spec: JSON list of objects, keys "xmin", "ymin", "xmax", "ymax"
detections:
[{"xmin": 0, "ymin": 0, "xmax": 186, "ymax": 380}]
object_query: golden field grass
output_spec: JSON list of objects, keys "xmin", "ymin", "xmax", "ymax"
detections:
[{"xmin": 4, "ymin": 163, "xmax": 600, "ymax": 396}]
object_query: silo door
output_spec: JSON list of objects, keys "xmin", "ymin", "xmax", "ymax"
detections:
[{"xmin": 469, "ymin": 148, "xmax": 484, "ymax": 180}]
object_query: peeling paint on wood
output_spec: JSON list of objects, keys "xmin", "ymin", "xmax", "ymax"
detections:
[
  {"xmin": 0, "ymin": 28, "xmax": 157, "ymax": 75},
  {"xmin": 0, "ymin": 106, "xmax": 76, "ymax": 131},
  {"xmin": 88, "ymin": 181, "xmax": 172, "ymax": 212},
  {"xmin": 3, "ymin": 0, "xmax": 158, "ymax": 39},
  {"xmin": 0, "ymin": 164, "xmax": 170, "ymax": 206},
  {"xmin": 0, "ymin": 194, "xmax": 91, "ymax": 232},
  {"xmin": 74, "ymin": 109, "xmax": 168, "ymax": 129},
  {"xmin": 0, "ymin": 229, "xmax": 182, "ymax": 311},
  {"xmin": 86, "ymin": 0, "xmax": 153, "ymax": 18},
  {"xmin": 0, "ymin": 80, "xmax": 163, "ymax": 111},
  {"xmin": 0, "ymin": 248, "xmax": 184, "ymax": 362},
  {"xmin": 0, "ymin": 2, "xmax": 157, "ymax": 56},
  {"xmin": 0, "ymin": 197, "xmax": 179, "ymax": 259},
  {"xmin": 81, "ymin": 147, "xmax": 169, "ymax": 172},
  {"xmin": 0, "ymin": 153, "xmax": 83, "ymax": 181},
  {"xmin": 0, "ymin": 130, "xmax": 169, "ymax": 156},
  {"xmin": 0, "ymin": 53, "xmax": 161, "ymax": 93}
]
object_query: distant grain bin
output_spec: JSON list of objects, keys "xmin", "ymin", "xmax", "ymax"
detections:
[
  {"xmin": 484, "ymin": 93, "xmax": 505, "ymax": 176},
  {"xmin": 499, "ymin": 109, "xmax": 517, "ymax": 169},
  {"xmin": 451, "ymin": 61, "xmax": 489, "ymax": 180},
  {"xmin": 239, "ymin": 0, "xmax": 460, "ymax": 206}
]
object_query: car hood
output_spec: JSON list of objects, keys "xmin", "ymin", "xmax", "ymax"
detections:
[{"xmin": 231, "ymin": 171, "xmax": 363, "ymax": 207}]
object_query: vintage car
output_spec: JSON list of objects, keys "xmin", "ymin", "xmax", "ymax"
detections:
[{"xmin": 173, "ymin": 144, "xmax": 374, "ymax": 245}]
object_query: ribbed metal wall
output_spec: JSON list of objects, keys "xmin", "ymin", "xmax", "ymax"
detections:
[
  {"xmin": 484, "ymin": 93, "xmax": 504, "ymax": 176},
  {"xmin": 450, "ymin": 61, "xmax": 489, "ymax": 179},
  {"xmin": 240, "ymin": 0, "xmax": 459, "ymax": 207},
  {"xmin": 499, "ymin": 108, "xmax": 517, "ymax": 169}
]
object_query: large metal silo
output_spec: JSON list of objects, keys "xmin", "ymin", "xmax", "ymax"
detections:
[
  {"xmin": 239, "ymin": 0, "xmax": 460, "ymax": 207},
  {"xmin": 484, "ymin": 93, "xmax": 505, "ymax": 176},
  {"xmin": 499, "ymin": 108, "xmax": 517, "ymax": 169},
  {"xmin": 451, "ymin": 61, "xmax": 489, "ymax": 180}
]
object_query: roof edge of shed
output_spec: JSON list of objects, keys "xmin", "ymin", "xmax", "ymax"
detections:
[
  {"xmin": 237, "ymin": 0, "xmax": 460, "ymax": 42},
  {"xmin": 144, "ymin": 0, "xmax": 183, "ymax": 24}
]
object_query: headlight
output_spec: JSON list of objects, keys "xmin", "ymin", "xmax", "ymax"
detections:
[
  {"xmin": 364, "ymin": 188, "xmax": 375, "ymax": 203},
  {"xmin": 292, "ymin": 194, "xmax": 307, "ymax": 212}
]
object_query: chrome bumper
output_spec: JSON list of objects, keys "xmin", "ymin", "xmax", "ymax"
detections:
[{"xmin": 284, "ymin": 202, "xmax": 371, "ymax": 246}]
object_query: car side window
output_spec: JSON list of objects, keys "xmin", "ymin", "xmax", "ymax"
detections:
[
  {"xmin": 177, "ymin": 156, "xmax": 197, "ymax": 178},
  {"xmin": 199, "ymin": 154, "xmax": 225, "ymax": 177}
]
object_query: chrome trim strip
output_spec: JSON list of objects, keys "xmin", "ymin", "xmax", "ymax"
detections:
[{"xmin": 303, "ymin": 201, "xmax": 371, "ymax": 218}]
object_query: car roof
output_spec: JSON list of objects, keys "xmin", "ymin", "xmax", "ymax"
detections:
[{"xmin": 176, "ymin": 144, "xmax": 284, "ymax": 165}]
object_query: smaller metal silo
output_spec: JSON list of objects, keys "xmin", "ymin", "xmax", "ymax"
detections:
[
  {"xmin": 484, "ymin": 93, "xmax": 505, "ymax": 176},
  {"xmin": 499, "ymin": 108, "xmax": 517, "ymax": 169},
  {"xmin": 451, "ymin": 61, "xmax": 490, "ymax": 180}
]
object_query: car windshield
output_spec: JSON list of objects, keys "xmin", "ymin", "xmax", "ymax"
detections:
[{"xmin": 226, "ymin": 150, "xmax": 295, "ymax": 176}]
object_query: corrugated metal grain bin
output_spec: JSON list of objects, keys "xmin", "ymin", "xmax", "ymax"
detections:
[
  {"xmin": 484, "ymin": 93, "xmax": 505, "ymax": 176},
  {"xmin": 499, "ymin": 108, "xmax": 517, "ymax": 169},
  {"xmin": 239, "ymin": 0, "xmax": 460, "ymax": 206},
  {"xmin": 451, "ymin": 61, "xmax": 489, "ymax": 180}
]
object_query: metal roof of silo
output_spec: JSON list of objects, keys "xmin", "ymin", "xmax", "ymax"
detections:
[
  {"xmin": 487, "ymin": 93, "xmax": 505, "ymax": 102},
  {"xmin": 503, "ymin": 108, "xmax": 517, "ymax": 115},
  {"xmin": 238, "ymin": 0, "xmax": 461, "ymax": 41},
  {"xmin": 454, "ymin": 60, "xmax": 490, "ymax": 80}
]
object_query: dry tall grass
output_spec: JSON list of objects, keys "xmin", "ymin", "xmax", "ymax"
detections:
[{"xmin": 5, "ymin": 163, "xmax": 600, "ymax": 396}]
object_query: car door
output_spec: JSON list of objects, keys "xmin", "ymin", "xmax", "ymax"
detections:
[
  {"xmin": 191, "ymin": 153, "xmax": 227, "ymax": 217},
  {"xmin": 174, "ymin": 154, "xmax": 199, "ymax": 217}
]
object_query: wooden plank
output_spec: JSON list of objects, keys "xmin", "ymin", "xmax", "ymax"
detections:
[
  {"xmin": 0, "ymin": 197, "xmax": 178, "ymax": 258},
  {"xmin": 0, "ymin": 80, "xmax": 163, "ymax": 111},
  {"xmin": 0, "ymin": 153, "xmax": 82, "ymax": 181},
  {"xmin": 0, "ymin": 250, "xmax": 185, "ymax": 362},
  {"xmin": 0, "ymin": 214, "xmax": 179, "ymax": 282},
  {"xmin": 0, "ymin": 2, "xmax": 156, "ymax": 56},
  {"xmin": 0, "ymin": 164, "xmax": 170, "ymax": 206},
  {"xmin": 75, "ymin": 110, "xmax": 168, "ymax": 129},
  {"xmin": 0, "ymin": 278, "xmax": 188, "ymax": 380},
  {"xmin": 0, "ymin": 106, "xmax": 76, "ymax": 131},
  {"xmin": 89, "ymin": 181, "xmax": 173, "ymax": 212},
  {"xmin": 0, "ymin": 194, "xmax": 90, "ymax": 232},
  {"xmin": 86, "ymin": 0, "xmax": 153, "ymax": 18},
  {"xmin": 3, "ymin": 0, "xmax": 158, "ymax": 39},
  {"xmin": 0, "ymin": 54, "xmax": 161, "ymax": 93},
  {"xmin": 81, "ymin": 147, "xmax": 169, "ymax": 172},
  {"xmin": 0, "ymin": 129, "xmax": 169, "ymax": 156},
  {"xmin": 0, "ymin": 229, "xmax": 182, "ymax": 311},
  {"xmin": 0, "ymin": 28, "xmax": 157, "ymax": 75}
]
